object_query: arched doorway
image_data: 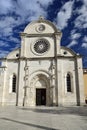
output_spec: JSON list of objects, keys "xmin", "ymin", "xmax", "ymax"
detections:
[
  {"xmin": 36, "ymin": 88, "xmax": 46, "ymax": 105},
  {"xmin": 35, "ymin": 78, "xmax": 47, "ymax": 106},
  {"xmin": 30, "ymin": 74, "xmax": 50, "ymax": 106}
]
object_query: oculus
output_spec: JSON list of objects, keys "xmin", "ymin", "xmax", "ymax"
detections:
[
  {"xmin": 33, "ymin": 39, "xmax": 50, "ymax": 54},
  {"xmin": 63, "ymin": 51, "xmax": 67, "ymax": 55}
]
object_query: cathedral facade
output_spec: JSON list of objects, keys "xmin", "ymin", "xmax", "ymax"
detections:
[{"xmin": 0, "ymin": 17, "xmax": 84, "ymax": 106}]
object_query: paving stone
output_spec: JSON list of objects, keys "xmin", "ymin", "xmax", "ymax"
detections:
[{"xmin": 0, "ymin": 106, "xmax": 87, "ymax": 130}]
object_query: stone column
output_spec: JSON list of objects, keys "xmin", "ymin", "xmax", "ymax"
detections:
[
  {"xmin": 2, "ymin": 64, "xmax": 7, "ymax": 106},
  {"xmin": 51, "ymin": 60, "xmax": 56, "ymax": 105},
  {"xmin": 75, "ymin": 56, "xmax": 85, "ymax": 106},
  {"xmin": 54, "ymin": 32, "xmax": 62, "ymax": 106},
  {"xmin": 20, "ymin": 35, "xmax": 26, "ymax": 57},
  {"xmin": 54, "ymin": 33, "xmax": 59, "ymax": 106},
  {"xmin": 23, "ymin": 59, "xmax": 29, "ymax": 106}
]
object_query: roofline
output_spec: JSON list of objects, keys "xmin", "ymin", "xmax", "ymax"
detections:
[
  {"xmin": 6, "ymin": 48, "xmax": 20, "ymax": 58},
  {"xmin": 61, "ymin": 46, "xmax": 82, "ymax": 57},
  {"xmin": 24, "ymin": 17, "xmax": 61, "ymax": 33}
]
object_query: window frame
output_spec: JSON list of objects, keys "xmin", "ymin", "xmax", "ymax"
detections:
[
  {"xmin": 65, "ymin": 72, "xmax": 73, "ymax": 93},
  {"xmin": 12, "ymin": 74, "xmax": 16, "ymax": 93},
  {"xmin": 66, "ymin": 73, "xmax": 72, "ymax": 92}
]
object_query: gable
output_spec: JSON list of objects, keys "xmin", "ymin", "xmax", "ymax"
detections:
[
  {"xmin": 60, "ymin": 46, "xmax": 77, "ymax": 57},
  {"xmin": 7, "ymin": 49, "xmax": 20, "ymax": 59},
  {"xmin": 24, "ymin": 17, "xmax": 60, "ymax": 34}
]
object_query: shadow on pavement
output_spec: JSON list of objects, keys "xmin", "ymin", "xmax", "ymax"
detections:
[
  {"xmin": 1, "ymin": 117, "xmax": 59, "ymax": 130},
  {"xmin": 21, "ymin": 106, "xmax": 87, "ymax": 117}
]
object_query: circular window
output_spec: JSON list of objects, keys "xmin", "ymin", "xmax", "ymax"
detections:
[
  {"xmin": 33, "ymin": 39, "xmax": 50, "ymax": 54},
  {"xmin": 16, "ymin": 53, "xmax": 19, "ymax": 57},
  {"xmin": 63, "ymin": 51, "xmax": 67, "ymax": 55}
]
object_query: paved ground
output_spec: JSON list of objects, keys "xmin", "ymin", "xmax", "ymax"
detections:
[{"xmin": 0, "ymin": 106, "xmax": 87, "ymax": 130}]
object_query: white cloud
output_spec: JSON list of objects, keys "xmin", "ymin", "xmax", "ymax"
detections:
[
  {"xmin": 0, "ymin": 16, "xmax": 22, "ymax": 37},
  {"xmin": 70, "ymin": 33, "xmax": 81, "ymax": 40},
  {"xmin": 0, "ymin": 0, "xmax": 54, "ymax": 57},
  {"xmin": 0, "ymin": 0, "xmax": 13, "ymax": 14},
  {"xmin": 69, "ymin": 30, "xmax": 81, "ymax": 48},
  {"xmin": 0, "ymin": 41, "xmax": 9, "ymax": 47},
  {"xmin": 74, "ymin": 14, "xmax": 87, "ymax": 29},
  {"xmin": 74, "ymin": 0, "xmax": 87, "ymax": 29},
  {"xmin": 83, "ymin": 36, "xmax": 87, "ymax": 42},
  {"xmin": 16, "ymin": 0, "xmax": 47, "ymax": 20},
  {"xmin": 70, "ymin": 29, "xmax": 76, "ymax": 35},
  {"xmin": 82, "ymin": 36, "xmax": 87, "ymax": 48},
  {"xmin": 67, "ymin": 40, "xmax": 78, "ymax": 48},
  {"xmin": 82, "ymin": 43, "xmax": 87, "ymax": 48},
  {"xmin": 37, "ymin": 0, "xmax": 53, "ymax": 6},
  {"xmin": 0, "ymin": 0, "xmax": 54, "ymax": 19},
  {"xmin": 83, "ymin": 0, "xmax": 87, "ymax": 6},
  {"xmin": 0, "ymin": 50, "xmax": 9, "ymax": 58},
  {"xmin": 56, "ymin": 1, "xmax": 74, "ymax": 30},
  {"xmin": 0, "ymin": 0, "xmax": 54, "ymax": 38},
  {"xmin": 8, "ymin": 36, "xmax": 20, "ymax": 44}
]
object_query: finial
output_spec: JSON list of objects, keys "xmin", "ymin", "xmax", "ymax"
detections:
[{"xmin": 38, "ymin": 15, "xmax": 44, "ymax": 21}]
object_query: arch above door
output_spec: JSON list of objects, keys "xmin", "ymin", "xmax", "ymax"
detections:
[{"xmin": 29, "ymin": 73, "xmax": 51, "ymax": 106}]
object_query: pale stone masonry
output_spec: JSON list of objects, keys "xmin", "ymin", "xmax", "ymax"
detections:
[{"xmin": 0, "ymin": 17, "xmax": 85, "ymax": 106}]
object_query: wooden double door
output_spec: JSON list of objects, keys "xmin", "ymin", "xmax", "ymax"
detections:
[{"xmin": 36, "ymin": 88, "xmax": 46, "ymax": 106}]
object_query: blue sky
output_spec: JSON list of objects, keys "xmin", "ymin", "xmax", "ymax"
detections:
[{"xmin": 0, "ymin": 0, "xmax": 87, "ymax": 68}]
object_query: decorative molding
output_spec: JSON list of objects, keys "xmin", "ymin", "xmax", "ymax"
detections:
[
  {"xmin": 20, "ymin": 32, "xmax": 62, "ymax": 38},
  {"xmin": 24, "ymin": 66, "xmax": 29, "ymax": 71},
  {"xmin": 36, "ymin": 24, "xmax": 45, "ymax": 33},
  {"xmin": 24, "ymin": 75, "xmax": 28, "ymax": 81}
]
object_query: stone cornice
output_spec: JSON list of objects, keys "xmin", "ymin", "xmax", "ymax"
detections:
[
  {"xmin": 0, "ymin": 55, "xmax": 81, "ymax": 61},
  {"xmin": 20, "ymin": 32, "xmax": 62, "ymax": 38},
  {"xmin": 0, "ymin": 66, "xmax": 7, "ymax": 68}
]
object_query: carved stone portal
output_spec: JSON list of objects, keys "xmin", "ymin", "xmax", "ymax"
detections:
[{"xmin": 24, "ymin": 74, "xmax": 53, "ymax": 106}]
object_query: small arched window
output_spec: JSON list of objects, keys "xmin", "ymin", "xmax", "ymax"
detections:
[
  {"xmin": 12, "ymin": 74, "xmax": 16, "ymax": 92},
  {"xmin": 66, "ymin": 73, "xmax": 71, "ymax": 92}
]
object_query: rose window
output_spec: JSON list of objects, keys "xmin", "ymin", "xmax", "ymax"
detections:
[{"xmin": 34, "ymin": 40, "xmax": 50, "ymax": 54}]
